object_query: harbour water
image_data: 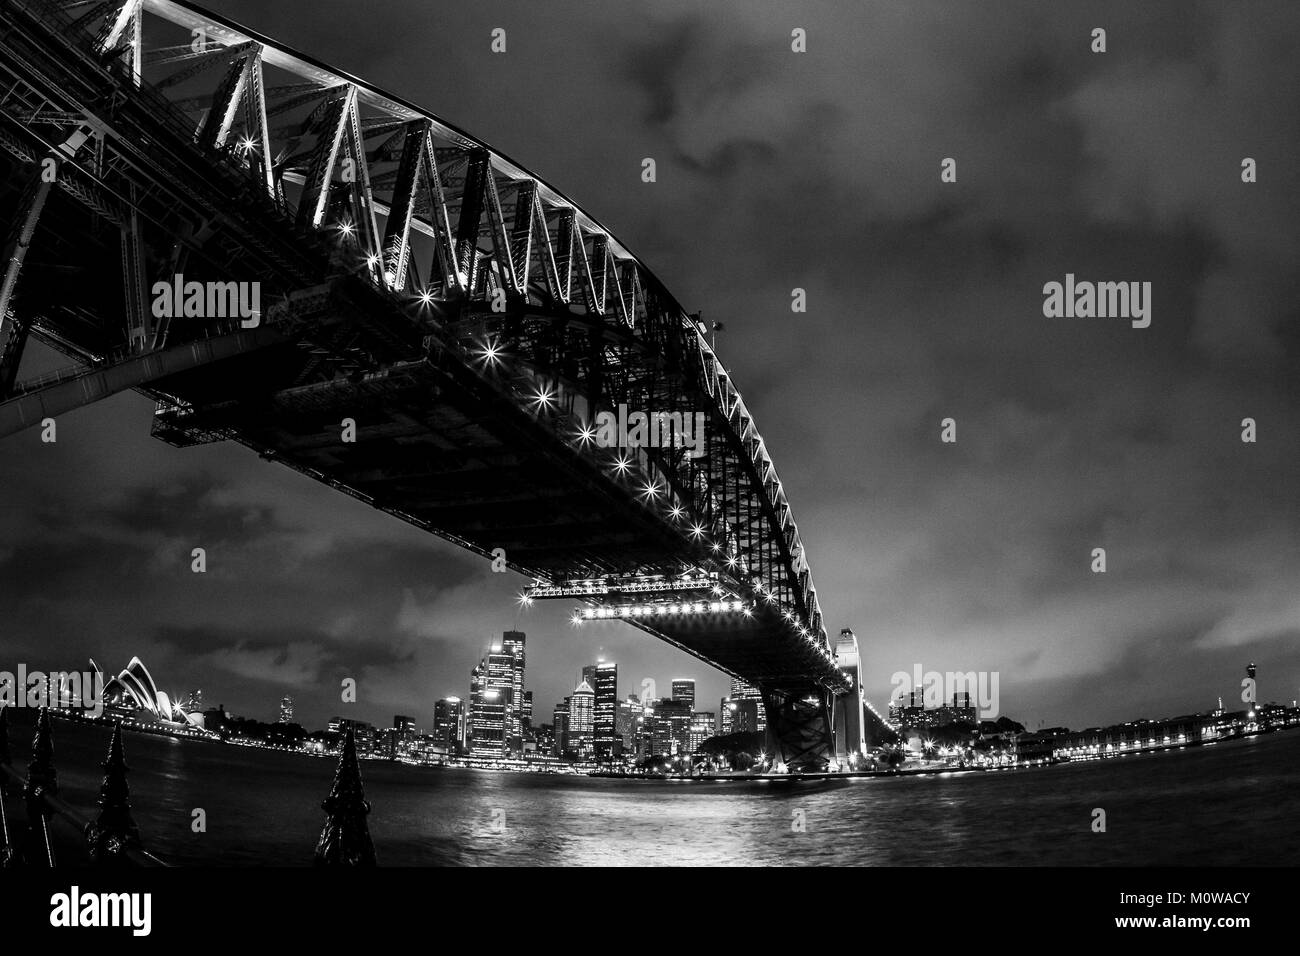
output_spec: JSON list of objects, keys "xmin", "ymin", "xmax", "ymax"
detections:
[{"xmin": 15, "ymin": 717, "xmax": 1299, "ymax": 866}]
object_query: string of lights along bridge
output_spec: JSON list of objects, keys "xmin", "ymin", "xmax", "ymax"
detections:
[{"xmin": 0, "ymin": 0, "xmax": 890, "ymax": 770}]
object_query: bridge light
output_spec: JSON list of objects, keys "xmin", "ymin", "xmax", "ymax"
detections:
[
  {"xmin": 366, "ymin": 255, "xmax": 380, "ymax": 268},
  {"xmin": 668, "ymin": 505, "xmax": 684, "ymax": 519},
  {"xmin": 338, "ymin": 221, "xmax": 354, "ymax": 236},
  {"xmin": 571, "ymin": 613, "xmax": 584, "ymax": 625},
  {"xmin": 613, "ymin": 455, "xmax": 631, "ymax": 475},
  {"xmin": 516, "ymin": 592, "xmax": 533, "ymax": 608},
  {"xmin": 577, "ymin": 424, "xmax": 596, "ymax": 444},
  {"xmin": 417, "ymin": 289, "xmax": 434, "ymax": 306},
  {"xmin": 689, "ymin": 524, "xmax": 705, "ymax": 539},
  {"xmin": 237, "ymin": 136, "xmax": 255, "ymax": 153},
  {"xmin": 640, "ymin": 482, "xmax": 660, "ymax": 499}
]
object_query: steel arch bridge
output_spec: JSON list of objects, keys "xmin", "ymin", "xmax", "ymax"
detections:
[{"xmin": 0, "ymin": 0, "xmax": 855, "ymax": 770}]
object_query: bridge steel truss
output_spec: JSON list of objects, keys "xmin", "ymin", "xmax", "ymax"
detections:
[{"xmin": 0, "ymin": 0, "xmax": 849, "ymax": 769}]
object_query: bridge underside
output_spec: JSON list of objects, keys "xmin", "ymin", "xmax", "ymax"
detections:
[{"xmin": 0, "ymin": 0, "xmax": 852, "ymax": 771}]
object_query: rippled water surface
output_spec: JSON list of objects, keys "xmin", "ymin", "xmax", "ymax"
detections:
[{"xmin": 17, "ymin": 718, "xmax": 1300, "ymax": 865}]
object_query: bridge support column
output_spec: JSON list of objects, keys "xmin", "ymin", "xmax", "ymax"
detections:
[
  {"xmin": 761, "ymin": 688, "xmax": 835, "ymax": 774},
  {"xmin": 832, "ymin": 684, "xmax": 867, "ymax": 770},
  {"xmin": 0, "ymin": 168, "xmax": 54, "ymax": 397}
]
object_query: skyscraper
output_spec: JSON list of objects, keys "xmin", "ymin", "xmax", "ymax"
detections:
[
  {"xmin": 278, "ymin": 695, "xmax": 294, "ymax": 724},
  {"xmin": 553, "ymin": 699, "xmax": 570, "ymax": 756},
  {"xmin": 502, "ymin": 630, "xmax": 526, "ymax": 747},
  {"xmin": 730, "ymin": 676, "xmax": 766, "ymax": 731},
  {"xmin": 592, "ymin": 662, "xmax": 619, "ymax": 759},
  {"xmin": 688, "ymin": 711, "xmax": 715, "ymax": 753},
  {"xmin": 616, "ymin": 695, "xmax": 641, "ymax": 755},
  {"xmin": 569, "ymin": 679, "xmax": 595, "ymax": 757},
  {"xmin": 468, "ymin": 643, "xmax": 515, "ymax": 756},
  {"xmin": 671, "ymin": 678, "xmax": 695, "ymax": 709},
  {"xmin": 433, "ymin": 697, "xmax": 464, "ymax": 749},
  {"xmin": 645, "ymin": 697, "xmax": 692, "ymax": 756}
]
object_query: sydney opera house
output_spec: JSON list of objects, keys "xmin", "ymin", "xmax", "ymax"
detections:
[{"xmin": 92, "ymin": 656, "xmax": 204, "ymax": 729}]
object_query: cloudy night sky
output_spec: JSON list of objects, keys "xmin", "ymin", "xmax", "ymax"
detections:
[{"xmin": 2, "ymin": 0, "xmax": 1297, "ymax": 734}]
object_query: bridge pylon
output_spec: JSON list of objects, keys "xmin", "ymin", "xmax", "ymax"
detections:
[{"xmin": 761, "ymin": 688, "xmax": 835, "ymax": 774}]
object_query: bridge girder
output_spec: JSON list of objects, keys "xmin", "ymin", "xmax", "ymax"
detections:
[{"xmin": 0, "ymin": 0, "xmax": 849, "ymax": 733}]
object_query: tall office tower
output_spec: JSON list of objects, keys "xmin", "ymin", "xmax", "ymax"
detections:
[
  {"xmin": 522, "ymin": 691, "xmax": 533, "ymax": 732},
  {"xmin": 184, "ymin": 689, "xmax": 203, "ymax": 714},
  {"xmin": 645, "ymin": 697, "xmax": 693, "ymax": 756},
  {"xmin": 553, "ymin": 700, "xmax": 570, "ymax": 756},
  {"xmin": 592, "ymin": 662, "xmax": 619, "ymax": 758},
  {"xmin": 688, "ymin": 711, "xmax": 715, "ymax": 753},
  {"xmin": 468, "ymin": 643, "xmax": 515, "ymax": 755},
  {"xmin": 278, "ymin": 696, "xmax": 294, "ymax": 724},
  {"xmin": 615, "ymin": 696, "xmax": 641, "ymax": 754},
  {"xmin": 582, "ymin": 664, "xmax": 598, "ymax": 689},
  {"xmin": 502, "ymin": 631, "xmax": 526, "ymax": 745},
  {"xmin": 730, "ymin": 676, "xmax": 766, "ymax": 731},
  {"xmin": 671, "ymin": 678, "xmax": 696, "ymax": 709},
  {"xmin": 720, "ymin": 697, "xmax": 734, "ymax": 735},
  {"xmin": 569, "ymin": 680, "xmax": 595, "ymax": 757},
  {"xmin": 433, "ymin": 697, "xmax": 465, "ymax": 748}
]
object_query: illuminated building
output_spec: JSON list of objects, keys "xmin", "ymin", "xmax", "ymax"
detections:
[
  {"xmin": 950, "ymin": 692, "xmax": 977, "ymax": 725},
  {"xmin": 553, "ymin": 700, "xmax": 570, "ymax": 756},
  {"xmin": 615, "ymin": 696, "xmax": 641, "ymax": 754},
  {"xmin": 729, "ymin": 677, "xmax": 765, "ymax": 731},
  {"xmin": 93, "ymin": 656, "xmax": 202, "ymax": 728},
  {"xmin": 502, "ymin": 630, "xmax": 526, "ymax": 748},
  {"xmin": 469, "ymin": 643, "xmax": 515, "ymax": 756},
  {"xmin": 569, "ymin": 680, "xmax": 595, "ymax": 756},
  {"xmin": 671, "ymin": 678, "xmax": 696, "ymax": 709},
  {"xmin": 720, "ymin": 697, "xmax": 734, "ymax": 735},
  {"xmin": 592, "ymin": 662, "xmax": 619, "ymax": 758},
  {"xmin": 278, "ymin": 696, "xmax": 294, "ymax": 724},
  {"xmin": 337, "ymin": 718, "xmax": 375, "ymax": 755},
  {"xmin": 645, "ymin": 697, "xmax": 692, "ymax": 755},
  {"xmin": 433, "ymin": 697, "xmax": 464, "ymax": 749},
  {"xmin": 688, "ymin": 711, "xmax": 715, "ymax": 752}
]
